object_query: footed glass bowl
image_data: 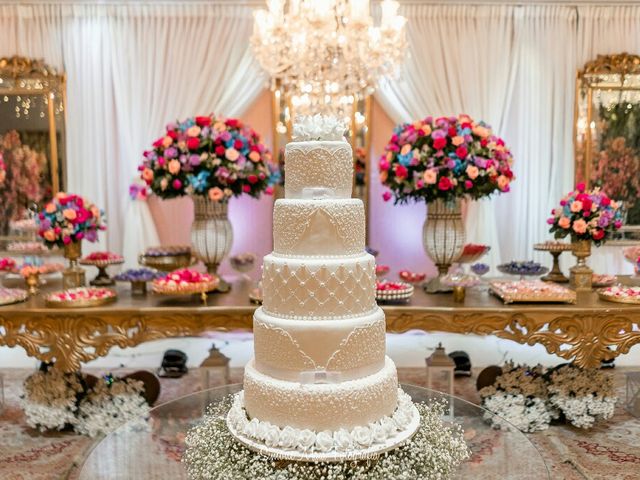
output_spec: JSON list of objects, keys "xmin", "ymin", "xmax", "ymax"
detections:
[{"xmin": 78, "ymin": 384, "xmax": 549, "ymax": 480}]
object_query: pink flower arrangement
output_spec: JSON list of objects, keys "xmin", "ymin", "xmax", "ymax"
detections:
[
  {"xmin": 139, "ymin": 115, "xmax": 276, "ymax": 200},
  {"xmin": 380, "ymin": 115, "xmax": 514, "ymax": 203},
  {"xmin": 548, "ymin": 183, "xmax": 623, "ymax": 246},
  {"xmin": 37, "ymin": 193, "xmax": 107, "ymax": 248}
]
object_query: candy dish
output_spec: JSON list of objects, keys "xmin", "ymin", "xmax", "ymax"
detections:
[
  {"xmin": 490, "ymin": 280, "xmax": 576, "ymax": 304},
  {"xmin": 375, "ymin": 280, "xmax": 414, "ymax": 303},
  {"xmin": 534, "ymin": 242, "xmax": 572, "ymax": 283},
  {"xmin": 456, "ymin": 244, "xmax": 491, "ymax": 264},
  {"xmin": 398, "ymin": 270, "xmax": 426, "ymax": 284},
  {"xmin": 375, "ymin": 265, "xmax": 390, "ymax": 277},
  {"xmin": 0, "ymin": 257, "xmax": 17, "ymax": 272},
  {"xmin": 115, "ymin": 268, "xmax": 165, "ymax": 295},
  {"xmin": 598, "ymin": 286, "xmax": 640, "ymax": 305},
  {"xmin": 471, "ymin": 263, "xmax": 490, "ymax": 276},
  {"xmin": 497, "ymin": 261, "xmax": 549, "ymax": 279},
  {"xmin": 7, "ymin": 241, "xmax": 47, "ymax": 255},
  {"xmin": 45, "ymin": 287, "xmax": 117, "ymax": 308},
  {"xmin": 0, "ymin": 287, "xmax": 28, "ymax": 306},
  {"xmin": 230, "ymin": 253, "xmax": 256, "ymax": 274},
  {"xmin": 592, "ymin": 274, "xmax": 617, "ymax": 288},
  {"xmin": 533, "ymin": 241, "xmax": 573, "ymax": 253}
]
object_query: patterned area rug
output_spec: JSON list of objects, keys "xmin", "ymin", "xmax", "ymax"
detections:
[{"xmin": 0, "ymin": 367, "xmax": 638, "ymax": 479}]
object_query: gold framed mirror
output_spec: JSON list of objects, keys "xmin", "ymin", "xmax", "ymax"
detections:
[
  {"xmin": 271, "ymin": 88, "xmax": 373, "ymax": 240},
  {"xmin": 574, "ymin": 53, "xmax": 640, "ymax": 241},
  {"xmin": 0, "ymin": 56, "xmax": 66, "ymax": 236}
]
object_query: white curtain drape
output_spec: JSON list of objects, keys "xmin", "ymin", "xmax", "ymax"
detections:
[
  {"xmin": 377, "ymin": 4, "xmax": 518, "ymax": 269},
  {"xmin": 376, "ymin": 3, "xmax": 638, "ymax": 272},
  {"xmin": 0, "ymin": 2, "xmax": 264, "ymax": 266}
]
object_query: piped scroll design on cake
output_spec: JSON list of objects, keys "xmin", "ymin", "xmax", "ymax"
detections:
[
  {"xmin": 285, "ymin": 144, "xmax": 353, "ymax": 199},
  {"xmin": 273, "ymin": 202, "xmax": 365, "ymax": 257},
  {"xmin": 292, "ymin": 115, "xmax": 346, "ymax": 142},
  {"xmin": 262, "ymin": 259, "xmax": 377, "ymax": 319},
  {"xmin": 326, "ymin": 319, "xmax": 386, "ymax": 372},
  {"xmin": 255, "ymin": 317, "xmax": 385, "ymax": 380}
]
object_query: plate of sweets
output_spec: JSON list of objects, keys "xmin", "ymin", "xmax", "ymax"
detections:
[
  {"xmin": 490, "ymin": 280, "xmax": 576, "ymax": 304},
  {"xmin": 375, "ymin": 265, "xmax": 390, "ymax": 277},
  {"xmin": 152, "ymin": 268, "xmax": 219, "ymax": 298},
  {"xmin": 0, "ymin": 257, "xmax": 17, "ymax": 273},
  {"xmin": 456, "ymin": 244, "xmax": 491, "ymax": 264},
  {"xmin": 140, "ymin": 245, "xmax": 194, "ymax": 272},
  {"xmin": 375, "ymin": 280, "xmax": 414, "ymax": 303},
  {"xmin": 598, "ymin": 286, "xmax": 640, "ymax": 305},
  {"xmin": 7, "ymin": 241, "xmax": 48, "ymax": 255},
  {"xmin": 45, "ymin": 287, "xmax": 117, "ymax": 308},
  {"xmin": 497, "ymin": 261, "xmax": 549, "ymax": 279},
  {"xmin": 398, "ymin": 270, "xmax": 427, "ymax": 285},
  {"xmin": 592, "ymin": 274, "xmax": 617, "ymax": 288},
  {"xmin": 0, "ymin": 287, "xmax": 28, "ymax": 306},
  {"xmin": 80, "ymin": 251, "xmax": 125, "ymax": 267}
]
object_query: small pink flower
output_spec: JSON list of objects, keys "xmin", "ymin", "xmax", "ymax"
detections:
[
  {"xmin": 382, "ymin": 191, "xmax": 392, "ymax": 202},
  {"xmin": 558, "ymin": 217, "xmax": 571, "ymax": 229},
  {"xmin": 572, "ymin": 218, "xmax": 587, "ymax": 234},
  {"xmin": 226, "ymin": 148, "xmax": 240, "ymax": 161}
]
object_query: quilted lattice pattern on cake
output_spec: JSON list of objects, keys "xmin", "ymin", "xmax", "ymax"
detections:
[{"xmin": 261, "ymin": 253, "xmax": 377, "ymax": 319}]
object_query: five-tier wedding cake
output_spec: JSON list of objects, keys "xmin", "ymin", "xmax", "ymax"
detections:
[{"xmin": 227, "ymin": 115, "xmax": 419, "ymax": 460}]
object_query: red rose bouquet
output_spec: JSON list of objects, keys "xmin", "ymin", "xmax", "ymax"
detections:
[
  {"xmin": 139, "ymin": 115, "xmax": 275, "ymax": 200},
  {"xmin": 380, "ymin": 115, "xmax": 514, "ymax": 203}
]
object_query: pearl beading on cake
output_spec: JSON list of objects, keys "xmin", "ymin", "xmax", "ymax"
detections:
[{"xmin": 228, "ymin": 389, "xmax": 417, "ymax": 454}]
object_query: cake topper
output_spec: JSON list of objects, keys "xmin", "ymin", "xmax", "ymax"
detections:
[{"xmin": 292, "ymin": 114, "xmax": 346, "ymax": 142}]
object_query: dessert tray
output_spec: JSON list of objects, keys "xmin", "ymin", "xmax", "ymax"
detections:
[
  {"xmin": 490, "ymin": 280, "xmax": 576, "ymax": 304},
  {"xmin": 376, "ymin": 280, "xmax": 414, "ymax": 302},
  {"xmin": 139, "ymin": 245, "xmax": 195, "ymax": 272},
  {"xmin": 7, "ymin": 241, "xmax": 48, "ymax": 255},
  {"xmin": 79, "ymin": 251, "xmax": 125, "ymax": 267},
  {"xmin": 0, "ymin": 257, "xmax": 17, "ymax": 272},
  {"xmin": 598, "ymin": 286, "xmax": 640, "ymax": 305},
  {"xmin": 456, "ymin": 244, "xmax": 491, "ymax": 264},
  {"xmin": 151, "ymin": 269, "xmax": 219, "ymax": 296},
  {"xmin": 533, "ymin": 241, "xmax": 573, "ymax": 252},
  {"xmin": 0, "ymin": 287, "xmax": 28, "ymax": 306},
  {"xmin": 592, "ymin": 274, "xmax": 617, "ymax": 288},
  {"xmin": 45, "ymin": 287, "xmax": 117, "ymax": 308}
]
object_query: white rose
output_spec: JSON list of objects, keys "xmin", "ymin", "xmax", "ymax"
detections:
[
  {"xmin": 315, "ymin": 430, "xmax": 334, "ymax": 452},
  {"xmin": 333, "ymin": 428, "xmax": 352, "ymax": 451},
  {"xmin": 257, "ymin": 421, "xmax": 271, "ymax": 441},
  {"xmin": 264, "ymin": 425, "xmax": 281, "ymax": 448},
  {"xmin": 351, "ymin": 426, "xmax": 373, "ymax": 447},
  {"xmin": 380, "ymin": 416, "xmax": 397, "ymax": 436},
  {"xmin": 393, "ymin": 409, "xmax": 411, "ymax": 429},
  {"xmin": 297, "ymin": 429, "xmax": 316, "ymax": 451},
  {"xmin": 279, "ymin": 426, "xmax": 297, "ymax": 449},
  {"xmin": 244, "ymin": 418, "xmax": 260, "ymax": 438},
  {"xmin": 372, "ymin": 424, "xmax": 387, "ymax": 444}
]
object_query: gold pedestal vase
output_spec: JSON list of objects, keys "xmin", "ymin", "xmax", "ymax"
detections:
[
  {"xmin": 570, "ymin": 239, "xmax": 592, "ymax": 291},
  {"xmin": 63, "ymin": 241, "xmax": 86, "ymax": 289},
  {"xmin": 25, "ymin": 273, "xmax": 40, "ymax": 296},
  {"xmin": 190, "ymin": 196, "xmax": 233, "ymax": 293},
  {"xmin": 422, "ymin": 198, "xmax": 466, "ymax": 293}
]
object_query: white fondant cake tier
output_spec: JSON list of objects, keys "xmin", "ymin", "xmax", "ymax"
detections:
[
  {"xmin": 273, "ymin": 198, "xmax": 365, "ymax": 258},
  {"xmin": 261, "ymin": 253, "xmax": 376, "ymax": 319},
  {"xmin": 243, "ymin": 357, "xmax": 398, "ymax": 432},
  {"xmin": 253, "ymin": 307, "xmax": 386, "ymax": 382},
  {"xmin": 284, "ymin": 141, "xmax": 354, "ymax": 199}
]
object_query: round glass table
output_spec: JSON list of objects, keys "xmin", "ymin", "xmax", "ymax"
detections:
[{"xmin": 79, "ymin": 384, "xmax": 549, "ymax": 479}]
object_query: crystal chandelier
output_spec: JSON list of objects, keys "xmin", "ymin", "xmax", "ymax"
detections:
[{"xmin": 251, "ymin": 0, "xmax": 406, "ymax": 117}]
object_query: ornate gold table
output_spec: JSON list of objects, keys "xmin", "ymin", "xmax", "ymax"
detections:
[{"xmin": 1, "ymin": 278, "xmax": 639, "ymax": 371}]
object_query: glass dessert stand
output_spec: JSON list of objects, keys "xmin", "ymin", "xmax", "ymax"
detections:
[{"xmin": 78, "ymin": 384, "xmax": 549, "ymax": 480}]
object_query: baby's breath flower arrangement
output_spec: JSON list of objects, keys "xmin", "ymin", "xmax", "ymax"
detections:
[
  {"xmin": 21, "ymin": 369, "xmax": 86, "ymax": 431},
  {"xmin": 478, "ymin": 363, "xmax": 551, "ymax": 433},
  {"xmin": 75, "ymin": 374, "xmax": 150, "ymax": 438},
  {"xmin": 183, "ymin": 396, "xmax": 470, "ymax": 479},
  {"xmin": 546, "ymin": 364, "xmax": 616, "ymax": 429},
  {"xmin": 21, "ymin": 369, "xmax": 150, "ymax": 437}
]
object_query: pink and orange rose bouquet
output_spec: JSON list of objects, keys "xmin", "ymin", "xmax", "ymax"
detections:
[
  {"xmin": 380, "ymin": 115, "xmax": 514, "ymax": 203},
  {"xmin": 139, "ymin": 115, "xmax": 274, "ymax": 201},
  {"xmin": 547, "ymin": 183, "xmax": 623, "ymax": 246},
  {"xmin": 37, "ymin": 193, "xmax": 107, "ymax": 249}
]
